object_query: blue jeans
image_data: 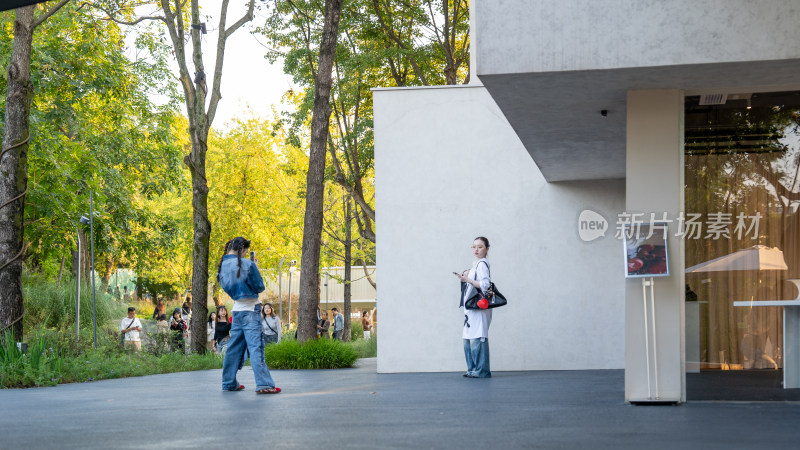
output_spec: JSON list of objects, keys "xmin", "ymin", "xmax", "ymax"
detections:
[
  {"xmin": 222, "ymin": 305, "xmax": 276, "ymax": 390},
  {"xmin": 463, "ymin": 338, "xmax": 491, "ymax": 378},
  {"xmin": 262, "ymin": 333, "xmax": 278, "ymax": 347}
]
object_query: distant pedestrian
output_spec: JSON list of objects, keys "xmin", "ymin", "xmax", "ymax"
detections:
[
  {"xmin": 181, "ymin": 300, "xmax": 191, "ymax": 322},
  {"xmin": 120, "ymin": 307, "xmax": 143, "ymax": 352},
  {"xmin": 362, "ymin": 310, "xmax": 372, "ymax": 340},
  {"xmin": 214, "ymin": 306, "xmax": 231, "ymax": 355},
  {"xmin": 207, "ymin": 312, "xmax": 217, "ymax": 352},
  {"xmin": 331, "ymin": 307, "xmax": 344, "ymax": 340},
  {"xmin": 122, "ymin": 286, "xmax": 131, "ymax": 302},
  {"xmin": 216, "ymin": 237, "xmax": 280, "ymax": 394},
  {"xmin": 169, "ymin": 307, "xmax": 187, "ymax": 353},
  {"xmin": 317, "ymin": 312, "xmax": 330, "ymax": 339},
  {"xmin": 114, "ymin": 286, "xmax": 121, "ymax": 300},
  {"xmin": 455, "ymin": 236, "xmax": 493, "ymax": 378},
  {"xmin": 153, "ymin": 299, "xmax": 166, "ymax": 320},
  {"xmin": 261, "ymin": 303, "xmax": 281, "ymax": 346},
  {"xmin": 156, "ymin": 313, "xmax": 169, "ymax": 333}
]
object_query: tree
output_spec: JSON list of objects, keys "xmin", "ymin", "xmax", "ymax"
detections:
[
  {"xmin": 1, "ymin": 3, "xmax": 184, "ymax": 302},
  {"xmin": 294, "ymin": 0, "xmax": 344, "ymax": 342},
  {"xmin": 97, "ymin": 0, "xmax": 257, "ymax": 352},
  {"xmin": 0, "ymin": 0, "xmax": 70, "ymax": 341}
]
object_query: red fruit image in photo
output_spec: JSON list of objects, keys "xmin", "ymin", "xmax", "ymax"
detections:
[
  {"xmin": 477, "ymin": 298, "xmax": 489, "ymax": 309},
  {"xmin": 648, "ymin": 261, "xmax": 668, "ymax": 274},
  {"xmin": 628, "ymin": 258, "xmax": 644, "ymax": 272},
  {"xmin": 653, "ymin": 246, "xmax": 666, "ymax": 258}
]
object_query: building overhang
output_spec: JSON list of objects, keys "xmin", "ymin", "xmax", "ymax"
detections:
[{"xmin": 478, "ymin": 58, "xmax": 800, "ymax": 182}]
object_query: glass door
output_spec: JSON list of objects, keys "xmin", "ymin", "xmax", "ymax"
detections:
[{"xmin": 684, "ymin": 91, "xmax": 800, "ymax": 399}]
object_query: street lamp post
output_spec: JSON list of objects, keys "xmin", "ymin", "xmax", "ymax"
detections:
[
  {"xmin": 287, "ymin": 260, "xmax": 296, "ymax": 331},
  {"xmin": 75, "ymin": 229, "xmax": 81, "ymax": 342},
  {"xmin": 277, "ymin": 257, "xmax": 284, "ymax": 324},
  {"xmin": 80, "ymin": 188, "xmax": 97, "ymax": 350}
]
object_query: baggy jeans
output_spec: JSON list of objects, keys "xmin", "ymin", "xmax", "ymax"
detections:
[
  {"xmin": 222, "ymin": 304, "xmax": 276, "ymax": 391},
  {"xmin": 463, "ymin": 338, "xmax": 491, "ymax": 378}
]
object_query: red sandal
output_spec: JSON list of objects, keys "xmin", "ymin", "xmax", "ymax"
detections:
[
  {"xmin": 225, "ymin": 385, "xmax": 245, "ymax": 392},
  {"xmin": 256, "ymin": 387, "xmax": 281, "ymax": 395}
]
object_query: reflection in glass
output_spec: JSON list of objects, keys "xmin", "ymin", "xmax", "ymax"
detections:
[{"xmin": 685, "ymin": 92, "xmax": 800, "ymax": 371}]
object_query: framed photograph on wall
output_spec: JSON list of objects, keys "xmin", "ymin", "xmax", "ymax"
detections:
[{"xmin": 623, "ymin": 221, "xmax": 670, "ymax": 278}]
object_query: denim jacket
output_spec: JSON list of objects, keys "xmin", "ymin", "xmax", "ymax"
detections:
[{"xmin": 218, "ymin": 255, "xmax": 265, "ymax": 300}]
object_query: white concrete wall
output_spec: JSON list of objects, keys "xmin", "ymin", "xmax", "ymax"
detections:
[
  {"xmin": 374, "ymin": 85, "xmax": 626, "ymax": 373},
  {"xmin": 476, "ymin": 0, "xmax": 800, "ymax": 75}
]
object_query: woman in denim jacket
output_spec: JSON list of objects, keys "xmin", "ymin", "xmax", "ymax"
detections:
[{"xmin": 216, "ymin": 237, "xmax": 281, "ymax": 394}]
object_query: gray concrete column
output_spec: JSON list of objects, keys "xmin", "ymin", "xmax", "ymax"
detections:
[
  {"xmin": 625, "ymin": 89, "xmax": 685, "ymax": 403},
  {"xmin": 469, "ymin": 0, "xmax": 481, "ymax": 85}
]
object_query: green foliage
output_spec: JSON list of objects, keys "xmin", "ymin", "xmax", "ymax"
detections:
[
  {"xmin": 58, "ymin": 351, "xmax": 222, "ymax": 384},
  {"xmin": 0, "ymin": 330, "xmax": 63, "ymax": 388},
  {"xmin": 143, "ymin": 331, "xmax": 173, "ymax": 357},
  {"xmin": 348, "ymin": 335, "xmax": 377, "ymax": 358},
  {"xmin": 22, "ymin": 272, "xmax": 126, "ymax": 333},
  {"xmin": 350, "ymin": 319, "xmax": 363, "ymax": 340},
  {"xmin": 264, "ymin": 338, "xmax": 358, "ymax": 369},
  {"xmin": 1, "ymin": 325, "xmax": 222, "ymax": 388},
  {"xmin": 0, "ymin": 3, "xmax": 186, "ymax": 290}
]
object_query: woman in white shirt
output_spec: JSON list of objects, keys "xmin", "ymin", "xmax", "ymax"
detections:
[
  {"xmin": 455, "ymin": 236, "xmax": 493, "ymax": 378},
  {"xmin": 261, "ymin": 303, "xmax": 282, "ymax": 346},
  {"xmin": 207, "ymin": 312, "xmax": 217, "ymax": 352}
]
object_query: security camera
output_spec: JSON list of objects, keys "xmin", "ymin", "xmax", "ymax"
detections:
[{"xmin": 290, "ymin": 260, "xmax": 297, "ymax": 265}]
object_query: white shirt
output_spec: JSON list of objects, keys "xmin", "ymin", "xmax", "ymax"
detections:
[
  {"xmin": 462, "ymin": 258, "xmax": 492, "ymax": 339},
  {"xmin": 207, "ymin": 321, "xmax": 216, "ymax": 342},
  {"xmin": 232, "ymin": 297, "xmax": 259, "ymax": 312},
  {"xmin": 120, "ymin": 317, "xmax": 142, "ymax": 341}
]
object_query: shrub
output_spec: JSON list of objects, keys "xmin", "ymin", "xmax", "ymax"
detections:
[
  {"xmin": 350, "ymin": 320, "xmax": 364, "ymax": 340},
  {"xmin": 22, "ymin": 273, "xmax": 125, "ymax": 333},
  {"xmin": 348, "ymin": 335, "xmax": 377, "ymax": 358},
  {"xmin": 264, "ymin": 338, "xmax": 358, "ymax": 369},
  {"xmin": 0, "ymin": 330, "xmax": 62, "ymax": 388}
]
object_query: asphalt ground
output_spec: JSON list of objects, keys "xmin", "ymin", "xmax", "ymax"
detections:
[{"xmin": 2, "ymin": 358, "xmax": 800, "ymax": 449}]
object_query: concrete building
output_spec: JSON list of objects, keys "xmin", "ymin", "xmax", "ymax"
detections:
[{"xmin": 375, "ymin": 0, "xmax": 800, "ymax": 403}]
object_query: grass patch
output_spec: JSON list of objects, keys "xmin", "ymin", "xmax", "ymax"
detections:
[
  {"xmin": 348, "ymin": 336, "xmax": 377, "ymax": 358},
  {"xmin": 265, "ymin": 338, "xmax": 359, "ymax": 369},
  {"xmin": 22, "ymin": 272, "xmax": 125, "ymax": 333},
  {"xmin": 1, "ymin": 326, "xmax": 223, "ymax": 389},
  {"xmin": 350, "ymin": 320, "xmax": 364, "ymax": 340}
]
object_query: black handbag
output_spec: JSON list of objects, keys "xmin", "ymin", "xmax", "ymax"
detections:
[
  {"xmin": 464, "ymin": 283, "xmax": 507, "ymax": 310},
  {"xmin": 461, "ymin": 261, "xmax": 508, "ymax": 310}
]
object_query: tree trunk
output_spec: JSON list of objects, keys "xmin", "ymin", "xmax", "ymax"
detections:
[
  {"xmin": 343, "ymin": 195, "xmax": 352, "ymax": 341},
  {"xmin": 0, "ymin": 6, "xmax": 35, "ymax": 342},
  {"xmin": 100, "ymin": 255, "xmax": 114, "ymax": 293},
  {"xmin": 77, "ymin": 229, "xmax": 90, "ymax": 282},
  {"xmin": 187, "ymin": 129, "xmax": 211, "ymax": 354},
  {"xmin": 297, "ymin": 0, "xmax": 343, "ymax": 343}
]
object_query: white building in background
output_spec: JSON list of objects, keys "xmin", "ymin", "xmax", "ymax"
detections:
[
  {"xmin": 375, "ymin": 0, "xmax": 800, "ymax": 403},
  {"xmin": 265, "ymin": 266, "xmax": 376, "ymax": 304}
]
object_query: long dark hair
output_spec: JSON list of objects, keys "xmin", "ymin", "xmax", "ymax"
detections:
[
  {"xmin": 216, "ymin": 305, "xmax": 228, "ymax": 322},
  {"xmin": 215, "ymin": 240, "xmax": 232, "ymax": 282},
  {"xmin": 215, "ymin": 237, "xmax": 252, "ymax": 281},
  {"xmin": 262, "ymin": 303, "xmax": 275, "ymax": 319}
]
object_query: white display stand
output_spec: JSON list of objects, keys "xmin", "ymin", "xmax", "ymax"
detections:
[
  {"xmin": 733, "ymin": 279, "xmax": 800, "ymax": 389},
  {"xmin": 641, "ymin": 277, "xmax": 660, "ymax": 399}
]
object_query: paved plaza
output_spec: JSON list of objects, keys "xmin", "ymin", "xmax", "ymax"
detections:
[{"xmin": 1, "ymin": 358, "xmax": 800, "ymax": 449}]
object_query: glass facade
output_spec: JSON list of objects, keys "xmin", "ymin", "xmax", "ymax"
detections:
[{"xmin": 685, "ymin": 92, "xmax": 800, "ymax": 372}]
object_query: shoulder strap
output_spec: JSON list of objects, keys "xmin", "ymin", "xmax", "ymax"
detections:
[{"xmin": 264, "ymin": 317, "xmax": 278, "ymax": 334}]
